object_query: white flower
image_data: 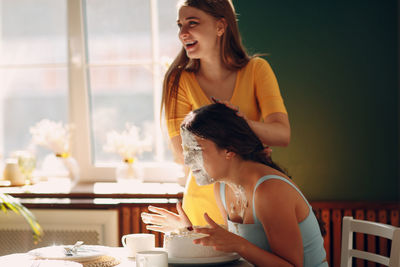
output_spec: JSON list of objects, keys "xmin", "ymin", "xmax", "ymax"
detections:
[
  {"xmin": 30, "ymin": 119, "xmax": 72, "ymax": 155},
  {"xmin": 103, "ymin": 123, "xmax": 152, "ymax": 160}
]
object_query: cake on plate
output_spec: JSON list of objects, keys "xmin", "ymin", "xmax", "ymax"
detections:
[{"xmin": 164, "ymin": 227, "xmax": 228, "ymax": 258}]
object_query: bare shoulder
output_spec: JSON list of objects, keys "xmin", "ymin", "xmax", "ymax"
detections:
[{"xmin": 253, "ymin": 177, "xmax": 298, "ymax": 207}]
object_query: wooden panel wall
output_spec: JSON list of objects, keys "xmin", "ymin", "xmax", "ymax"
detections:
[{"xmin": 119, "ymin": 201, "xmax": 400, "ymax": 267}]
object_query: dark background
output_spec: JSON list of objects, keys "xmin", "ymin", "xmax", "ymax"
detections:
[{"xmin": 234, "ymin": 0, "xmax": 399, "ymax": 201}]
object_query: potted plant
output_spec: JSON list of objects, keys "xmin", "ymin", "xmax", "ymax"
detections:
[{"xmin": 0, "ymin": 193, "xmax": 42, "ymax": 243}]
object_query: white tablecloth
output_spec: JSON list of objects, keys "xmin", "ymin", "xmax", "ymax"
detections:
[{"xmin": 0, "ymin": 247, "xmax": 254, "ymax": 267}]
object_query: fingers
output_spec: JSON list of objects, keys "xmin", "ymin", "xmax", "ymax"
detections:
[
  {"xmin": 236, "ymin": 110, "xmax": 245, "ymax": 118},
  {"xmin": 176, "ymin": 202, "xmax": 185, "ymax": 215},
  {"xmin": 194, "ymin": 227, "xmax": 213, "ymax": 235},
  {"xmin": 203, "ymin": 213, "xmax": 219, "ymax": 228},
  {"xmin": 145, "ymin": 225, "xmax": 165, "ymax": 233},
  {"xmin": 211, "ymin": 97, "xmax": 236, "ymax": 109},
  {"xmin": 141, "ymin": 212, "xmax": 166, "ymax": 225},
  {"xmin": 141, "ymin": 212, "xmax": 152, "ymax": 224},
  {"xmin": 211, "ymin": 96, "xmax": 220, "ymax": 104},
  {"xmin": 210, "ymin": 97, "xmax": 245, "ymax": 117},
  {"xmin": 148, "ymin": 206, "xmax": 176, "ymax": 217},
  {"xmin": 176, "ymin": 202, "xmax": 191, "ymax": 225},
  {"xmin": 192, "ymin": 234, "xmax": 220, "ymax": 251},
  {"xmin": 192, "ymin": 236, "xmax": 210, "ymax": 245}
]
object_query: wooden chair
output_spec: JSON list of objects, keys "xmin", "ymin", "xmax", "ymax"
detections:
[{"xmin": 341, "ymin": 216, "xmax": 400, "ymax": 267}]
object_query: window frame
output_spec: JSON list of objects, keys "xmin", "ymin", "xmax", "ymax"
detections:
[{"xmin": 68, "ymin": 0, "xmax": 174, "ymax": 182}]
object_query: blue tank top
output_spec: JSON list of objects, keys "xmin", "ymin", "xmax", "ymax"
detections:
[{"xmin": 220, "ymin": 175, "xmax": 328, "ymax": 267}]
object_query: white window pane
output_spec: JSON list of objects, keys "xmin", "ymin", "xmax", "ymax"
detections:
[
  {"xmin": 157, "ymin": 0, "xmax": 181, "ymax": 162},
  {"xmin": 85, "ymin": 0, "xmax": 152, "ymax": 63},
  {"xmin": 85, "ymin": 0, "xmax": 180, "ymax": 165},
  {"xmin": 158, "ymin": 0, "xmax": 181, "ymax": 59},
  {"xmin": 0, "ymin": 0, "xmax": 67, "ymax": 65},
  {"xmin": 89, "ymin": 66, "xmax": 154, "ymax": 163},
  {"xmin": 0, "ymin": 68, "xmax": 68, "ymax": 163},
  {"xmin": 0, "ymin": 0, "xmax": 68, "ymax": 166}
]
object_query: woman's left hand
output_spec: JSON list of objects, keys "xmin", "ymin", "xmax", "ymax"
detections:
[{"xmin": 193, "ymin": 213, "xmax": 246, "ymax": 253}]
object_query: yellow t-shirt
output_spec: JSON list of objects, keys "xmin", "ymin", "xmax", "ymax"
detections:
[{"xmin": 166, "ymin": 57, "xmax": 287, "ymax": 226}]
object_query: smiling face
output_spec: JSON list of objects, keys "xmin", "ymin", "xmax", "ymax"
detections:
[{"xmin": 177, "ymin": 6, "xmax": 224, "ymax": 60}]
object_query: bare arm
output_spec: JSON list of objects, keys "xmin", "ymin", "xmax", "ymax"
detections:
[
  {"xmin": 253, "ymin": 180, "xmax": 304, "ymax": 266},
  {"xmin": 194, "ymin": 213, "xmax": 297, "ymax": 267},
  {"xmin": 246, "ymin": 112, "xmax": 290, "ymax": 147}
]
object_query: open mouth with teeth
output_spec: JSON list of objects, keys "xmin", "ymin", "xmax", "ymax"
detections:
[{"xmin": 185, "ymin": 40, "xmax": 198, "ymax": 49}]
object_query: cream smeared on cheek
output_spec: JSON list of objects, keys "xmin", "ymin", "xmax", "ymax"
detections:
[{"xmin": 181, "ymin": 128, "xmax": 214, "ymax": 186}]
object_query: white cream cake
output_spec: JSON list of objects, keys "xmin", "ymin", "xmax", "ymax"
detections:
[{"xmin": 163, "ymin": 228, "xmax": 228, "ymax": 258}]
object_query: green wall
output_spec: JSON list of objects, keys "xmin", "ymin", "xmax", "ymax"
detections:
[{"xmin": 234, "ymin": 0, "xmax": 399, "ymax": 201}]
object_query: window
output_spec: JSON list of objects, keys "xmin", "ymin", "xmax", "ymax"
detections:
[
  {"xmin": 0, "ymin": 0, "xmax": 181, "ymax": 182},
  {"xmin": 0, "ymin": 0, "xmax": 68, "ymax": 166}
]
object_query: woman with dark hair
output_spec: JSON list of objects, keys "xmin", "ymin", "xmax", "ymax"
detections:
[
  {"xmin": 145, "ymin": 103, "xmax": 327, "ymax": 266},
  {"xmin": 161, "ymin": 0, "xmax": 290, "ymax": 227}
]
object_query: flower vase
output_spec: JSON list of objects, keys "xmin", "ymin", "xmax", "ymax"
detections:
[
  {"xmin": 57, "ymin": 154, "xmax": 80, "ymax": 186},
  {"xmin": 42, "ymin": 153, "xmax": 80, "ymax": 186},
  {"xmin": 116, "ymin": 158, "xmax": 141, "ymax": 184}
]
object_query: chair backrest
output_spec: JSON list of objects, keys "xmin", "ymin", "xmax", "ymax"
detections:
[{"xmin": 341, "ymin": 216, "xmax": 400, "ymax": 267}]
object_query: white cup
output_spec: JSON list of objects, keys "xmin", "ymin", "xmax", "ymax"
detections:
[
  {"xmin": 121, "ymin": 233, "xmax": 155, "ymax": 257},
  {"xmin": 136, "ymin": 250, "xmax": 168, "ymax": 267}
]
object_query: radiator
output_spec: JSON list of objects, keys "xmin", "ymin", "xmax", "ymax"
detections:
[{"xmin": 0, "ymin": 209, "xmax": 119, "ymax": 256}]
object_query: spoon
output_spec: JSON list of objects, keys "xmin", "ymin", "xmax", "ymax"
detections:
[{"xmin": 64, "ymin": 241, "xmax": 84, "ymax": 256}]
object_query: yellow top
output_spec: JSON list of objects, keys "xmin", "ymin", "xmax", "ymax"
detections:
[{"xmin": 166, "ymin": 57, "xmax": 287, "ymax": 226}]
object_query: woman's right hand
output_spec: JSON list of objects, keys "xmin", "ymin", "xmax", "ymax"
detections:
[{"xmin": 141, "ymin": 202, "xmax": 192, "ymax": 233}]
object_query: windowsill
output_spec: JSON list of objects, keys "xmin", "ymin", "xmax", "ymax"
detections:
[
  {"xmin": 84, "ymin": 161, "xmax": 186, "ymax": 183},
  {"xmin": 0, "ymin": 177, "xmax": 185, "ymax": 198}
]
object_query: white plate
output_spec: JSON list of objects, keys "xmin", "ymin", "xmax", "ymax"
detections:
[
  {"xmin": 168, "ymin": 252, "xmax": 240, "ymax": 265},
  {"xmin": 28, "ymin": 245, "xmax": 106, "ymax": 261}
]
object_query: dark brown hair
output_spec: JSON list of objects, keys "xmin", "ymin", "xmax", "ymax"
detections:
[
  {"xmin": 181, "ymin": 103, "xmax": 288, "ymax": 175},
  {"xmin": 161, "ymin": 0, "xmax": 250, "ymax": 119}
]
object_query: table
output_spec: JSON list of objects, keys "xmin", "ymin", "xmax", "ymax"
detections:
[{"xmin": 0, "ymin": 247, "xmax": 254, "ymax": 267}]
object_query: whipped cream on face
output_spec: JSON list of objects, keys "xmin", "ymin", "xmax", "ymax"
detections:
[{"xmin": 181, "ymin": 127, "xmax": 214, "ymax": 186}]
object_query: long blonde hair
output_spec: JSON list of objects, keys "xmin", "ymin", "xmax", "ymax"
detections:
[{"xmin": 161, "ymin": 0, "xmax": 250, "ymax": 118}]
